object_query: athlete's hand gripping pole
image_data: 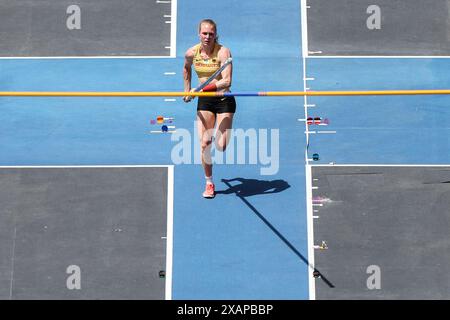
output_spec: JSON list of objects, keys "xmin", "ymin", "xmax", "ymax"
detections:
[{"xmin": 184, "ymin": 57, "xmax": 233, "ymax": 102}]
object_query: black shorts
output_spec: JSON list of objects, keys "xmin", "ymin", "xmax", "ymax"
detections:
[{"xmin": 197, "ymin": 96, "xmax": 236, "ymax": 114}]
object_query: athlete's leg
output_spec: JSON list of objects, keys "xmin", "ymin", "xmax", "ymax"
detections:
[
  {"xmin": 215, "ymin": 112, "xmax": 234, "ymax": 152},
  {"xmin": 197, "ymin": 110, "xmax": 216, "ymax": 178}
]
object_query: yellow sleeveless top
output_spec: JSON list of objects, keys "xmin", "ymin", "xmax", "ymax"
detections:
[{"xmin": 193, "ymin": 43, "xmax": 222, "ymax": 78}]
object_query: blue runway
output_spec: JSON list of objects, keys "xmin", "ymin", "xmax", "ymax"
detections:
[{"xmin": 174, "ymin": 0, "xmax": 308, "ymax": 299}]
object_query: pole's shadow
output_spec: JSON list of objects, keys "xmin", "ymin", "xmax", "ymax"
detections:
[{"xmin": 219, "ymin": 177, "xmax": 334, "ymax": 289}]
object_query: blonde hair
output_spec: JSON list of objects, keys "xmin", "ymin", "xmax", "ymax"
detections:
[{"xmin": 198, "ymin": 19, "xmax": 219, "ymax": 42}]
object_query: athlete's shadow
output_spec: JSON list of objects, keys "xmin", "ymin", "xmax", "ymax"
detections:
[{"xmin": 216, "ymin": 178, "xmax": 290, "ymax": 197}]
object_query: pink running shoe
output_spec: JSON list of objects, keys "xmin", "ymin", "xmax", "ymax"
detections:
[{"xmin": 202, "ymin": 183, "xmax": 215, "ymax": 198}]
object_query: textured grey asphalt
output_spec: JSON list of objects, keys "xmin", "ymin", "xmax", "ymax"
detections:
[
  {"xmin": 312, "ymin": 166, "xmax": 450, "ymax": 299},
  {"xmin": 0, "ymin": 0, "xmax": 171, "ymax": 56},
  {"xmin": 307, "ymin": 0, "xmax": 450, "ymax": 55},
  {"xmin": 0, "ymin": 167, "xmax": 168, "ymax": 299}
]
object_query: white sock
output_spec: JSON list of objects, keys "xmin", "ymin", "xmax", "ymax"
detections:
[{"xmin": 205, "ymin": 176, "xmax": 213, "ymax": 185}]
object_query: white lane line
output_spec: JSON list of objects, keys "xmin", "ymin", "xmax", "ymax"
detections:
[
  {"xmin": 165, "ymin": 165, "xmax": 174, "ymax": 300},
  {"xmin": 170, "ymin": 0, "xmax": 177, "ymax": 57},
  {"xmin": 9, "ymin": 226, "xmax": 17, "ymax": 299},
  {"xmin": 303, "ymin": 0, "xmax": 317, "ymax": 300},
  {"xmin": 305, "ymin": 164, "xmax": 316, "ymax": 300}
]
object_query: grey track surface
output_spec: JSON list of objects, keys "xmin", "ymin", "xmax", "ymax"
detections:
[
  {"xmin": 0, "ymin": 167, "xmax": 168, "ymax": 300},
  {"xmin": 312, "ymin": 166, "xmax": 450, "ymax": 299},
  {"xmin": 307, "ymin": 0, "xmax": 450, "ymax": 56},
  {"xmin": 0, "ymin": 0, "xmax": 171, "ymax": 56}
]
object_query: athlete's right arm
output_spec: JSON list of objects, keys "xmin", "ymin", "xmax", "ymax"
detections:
[{"xmin": 183, "ymin": 48, "xmax": 195, "ymax": 103}]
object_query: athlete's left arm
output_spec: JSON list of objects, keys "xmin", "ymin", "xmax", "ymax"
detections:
[{"xmin": 214, "ymin": 48, "xmax": 232, "ymax": 90}]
